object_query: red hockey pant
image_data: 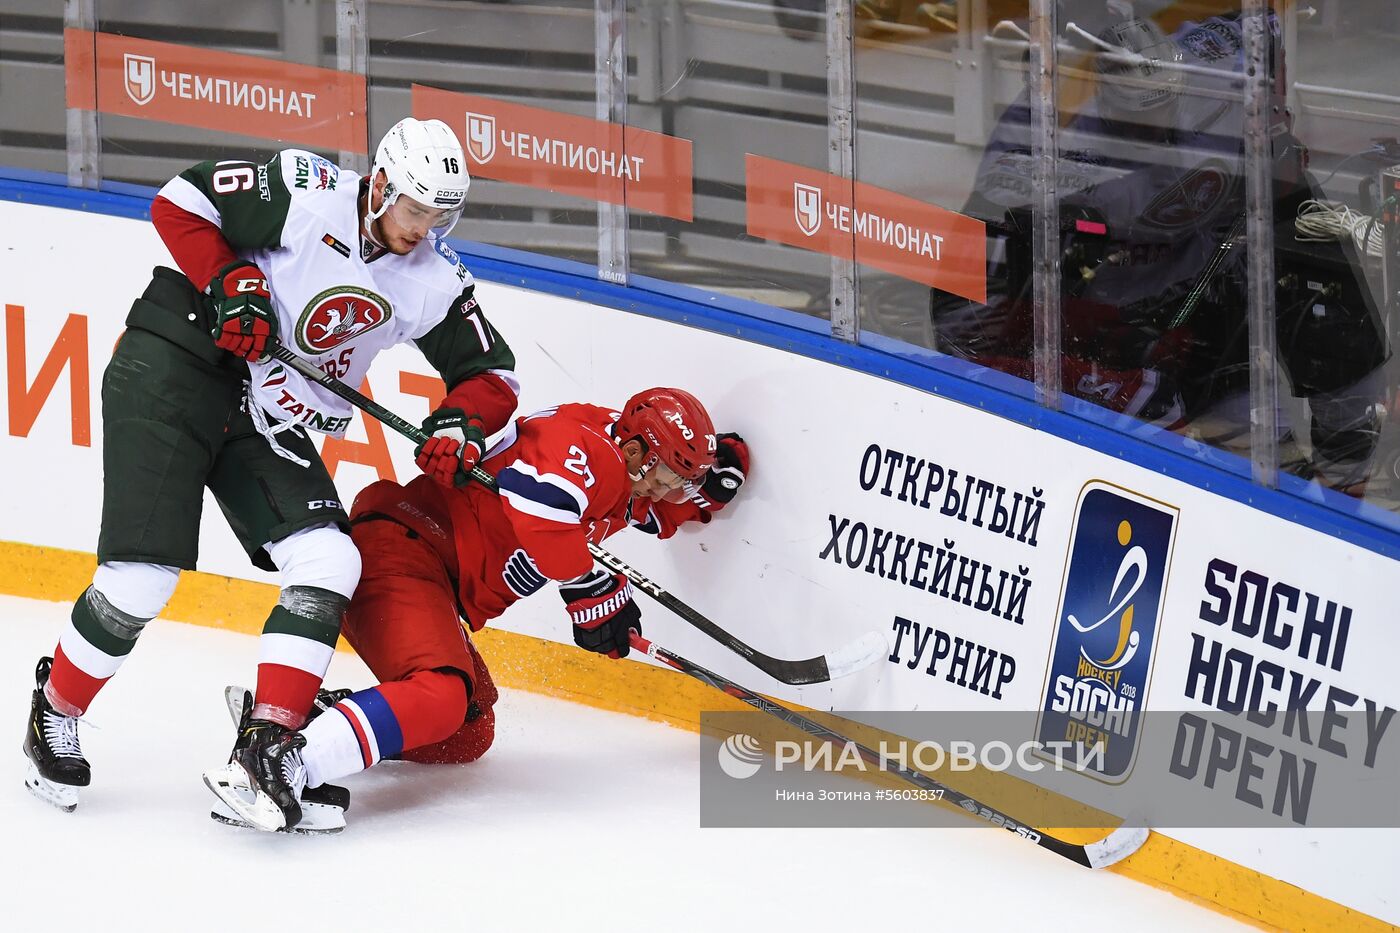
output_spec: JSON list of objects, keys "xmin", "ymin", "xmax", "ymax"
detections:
[{"xmin": 342, "ymin": 519, "xmax": 498, "ymax": 764}]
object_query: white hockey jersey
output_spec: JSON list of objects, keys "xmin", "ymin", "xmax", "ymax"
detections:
[{"xmin": 154, "ymin": 148, "xmax": 516, "ymax": 436}]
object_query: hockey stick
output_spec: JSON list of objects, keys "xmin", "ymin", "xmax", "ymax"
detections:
[
  {"xmin": 264, "ymin": 343, "xmax": 885, "ymax": 684},
  {"xmin": 632, "ymin": 630, "xmax": 1148, "ymax": 870}
]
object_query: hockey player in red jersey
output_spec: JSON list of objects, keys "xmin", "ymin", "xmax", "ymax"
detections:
[{"xmin": 208, "ymin": 387, "xmax": 750, "ymax": 832}]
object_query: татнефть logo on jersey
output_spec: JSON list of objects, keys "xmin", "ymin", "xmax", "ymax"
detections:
[{"xmin": 1036, "ymin": 482, "xmax": 1178, "ymax": 783}]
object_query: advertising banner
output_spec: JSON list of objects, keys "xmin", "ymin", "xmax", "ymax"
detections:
[
  {"xmin": 64, "ymin": 29, "xmax": 367, "ymax": 154},
  {"xmin": 745, "ymin": 154, "xmax": 987, "ymax": 303},
  {"xmin": 413, "ymin": 84, "xmax": 694, "ymax": 221}
]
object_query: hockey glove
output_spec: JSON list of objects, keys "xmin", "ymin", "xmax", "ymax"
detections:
[
  {"xmin": 415, "ymin": 407, "xmax": 485, "ymax": 488},
  {"xmin": 697, "ymin": 432, "xmax": 750, "ymax": 508},
  {"xmin": 559, "ymin": 569, "xmax": 641, "ymax": 659},
  {"xmin": 209, "ymin": 260, "xmax": 277, "ymax": 362}
]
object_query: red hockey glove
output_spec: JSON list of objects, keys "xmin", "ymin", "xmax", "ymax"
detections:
[
  {"xmin": 209, "ymin": 260, "xmax": 277, "ymax": 362},
  {"xmin": 559, "ymin": 569, "xmax": 641, "ymax": 659},
  {"xmin": 414, "ymin": 407, "xmax": 485, "ymax": 487},
  {"xmin": 697, "ymin": 432, "xmax": 749, "ymax": 509}
]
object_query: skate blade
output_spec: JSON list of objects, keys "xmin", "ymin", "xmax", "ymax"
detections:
[
  {"xmin": 24, "ymin": 762, "xmax": 79, "ymax": 812},
  {"xmin": 209, "ymin": 797, "xmax": 345, "ymax": 835},
  {"xmin": 202, "ymin": 763, "xmax": 287, "ymax": 832},
  {"xmin": 223, "ymin": 685, "xmax": 251, "ymax": 727}
]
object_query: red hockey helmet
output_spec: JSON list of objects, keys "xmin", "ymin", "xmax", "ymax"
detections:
[{"xmin": 615, "ymin": 387, "xmax": 717, "ymax": 483}]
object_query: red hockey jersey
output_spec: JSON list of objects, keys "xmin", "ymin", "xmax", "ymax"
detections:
[{"xmin": 351, "ymin": 402, "xmax": 713, "ymax": 629}]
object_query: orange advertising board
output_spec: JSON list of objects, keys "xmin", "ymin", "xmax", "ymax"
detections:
[
  {"xmin": 413, "ymin": 85, "xmax": 693, "ymax": 222},
  {"xmin": 64, "ymin": 29, "xmax": 367, "ymax": 154},
  {"xmin": 746, "ymin": 154, "xmax": 987, "ymax": 304}
]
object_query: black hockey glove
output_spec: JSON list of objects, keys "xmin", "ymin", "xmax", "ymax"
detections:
[
  {"xmin": 559, "ymin": 568, "xmax": 641, "ymax": 659},
  {"xmin": 698, "ymin": 432, "xmax": 749, "ymax": 508}
]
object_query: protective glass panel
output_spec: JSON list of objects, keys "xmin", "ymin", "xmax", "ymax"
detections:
[
  {"xmin": 92, "ymin": 0, "xmax": 365, "ymax": 189},
  {"xmin": 856, "ymin": 1, "xmax": 1028, "ymax": 358},
  {"xmin": 0, "ymin": 0, "xmax": 71, "ymax": 176},
  {"xmin": 919, "ymin": 1, "xmax": 1040, "ymax": 390},
  {"xmin": 1044, "ymin": 2, "xmax": 1255, "ymax": 463},
  {"xmin": 625, "ymin": 0, "xmax": 842, "ymax": 318},
  {"xmin": 391, "ymin": 0, "xmax": 600, "ymax": 268},
  {"xmin": 1277, "ymin": 0, "xmax": 1400, "ymax": 521}
]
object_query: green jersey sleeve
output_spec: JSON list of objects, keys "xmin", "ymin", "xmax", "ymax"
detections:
[
  {"xmin": 414, "ymin": 284, "xmax": 517, "ymax": 388},
  {"xmin": 172, "ymin": 154, "xmax": 293, "ymax": 250}
]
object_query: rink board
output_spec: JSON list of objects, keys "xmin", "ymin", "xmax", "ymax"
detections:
[{"xmin": 1, "ymin": 197, "xmax": 1397, "ymax": 931}]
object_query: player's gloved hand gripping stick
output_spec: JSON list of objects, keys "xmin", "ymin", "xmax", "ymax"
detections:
[{"xmin": 264, "ymin": 342, "xmax": 884, "ymax": 684}]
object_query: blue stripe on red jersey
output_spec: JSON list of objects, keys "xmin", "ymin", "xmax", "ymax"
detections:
[{"xmin": 497, "ymin": 466, "xmax": 585, "ymax": 517}]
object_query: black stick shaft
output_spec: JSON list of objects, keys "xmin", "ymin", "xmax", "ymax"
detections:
[{"xmin": 633, "ymin": 631, "xmax": 1113, "ymax": 869}]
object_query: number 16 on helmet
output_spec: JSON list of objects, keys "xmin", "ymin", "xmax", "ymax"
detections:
[{"xmin": 367, "ymin": 117, "xmax": 471, "ymax": 232}]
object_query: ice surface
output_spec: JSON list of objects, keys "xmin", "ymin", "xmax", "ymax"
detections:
[{"xmin": 0, "ymin": 595, "xmax": 1247, "ymax": 932}]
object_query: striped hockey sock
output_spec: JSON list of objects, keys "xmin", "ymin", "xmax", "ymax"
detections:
[
  {"xmin": 299, "ymin": 671, "xmax": 468, "ymax": 786},
  {"xmin": 46, "ymin": 587, "xmax": 148, "ymax": 715},
  {"xmin": 253, "ymin": 594, "xmax": 344, "ymax": 728},
  {"xmin": 300, "ymin": 687, "xmax": 405, "ymax": 787}
]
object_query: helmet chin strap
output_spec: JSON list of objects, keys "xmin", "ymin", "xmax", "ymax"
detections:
[
  {"xmin": 628, "ymin": 454, "xmax": 656, "ymax": 483},
  {"xmin": 362, "ymin": 216, "xmax": 387, "ymax": 250},
  {"xmin": 362, "ymin": 175, "xmax": 394, "ymax": 248}
]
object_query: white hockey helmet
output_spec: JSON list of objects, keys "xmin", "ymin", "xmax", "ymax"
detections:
[
  {"xmin": 368, "ymin": 117, "xmax": 471, "ymax": 232},
  {"xmin": 1093, "ymin": 17, "xmax": 1185, "ymax": 118}
]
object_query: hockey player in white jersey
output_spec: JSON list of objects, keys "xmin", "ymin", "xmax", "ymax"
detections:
[{"xmin": 22, "ymin": 118, "xmax": 520, "ymax": 831}]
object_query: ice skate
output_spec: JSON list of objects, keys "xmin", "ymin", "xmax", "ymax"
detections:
[
  {"xmin": 203, "ymin": 718, "xmax": 307, "ymax": 832},
  {"xmin": 209, "ymin": 686, "xmax": 348, "ymax": 834},
  {"xmin": 21, "ymin": 657, "xmax": 90, "ymax": 813}
]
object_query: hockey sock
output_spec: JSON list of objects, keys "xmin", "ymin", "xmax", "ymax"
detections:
[
  {"xmin": 252, "ymin": 586, "xmax": 347, "ymax": 728},
  {"xmin": 47, "ymin": 587, "xmax": 152, "ymax": 715},
  {"xmin": 300, "ymin": 671, "xmax": 468, "ymax": 786}
]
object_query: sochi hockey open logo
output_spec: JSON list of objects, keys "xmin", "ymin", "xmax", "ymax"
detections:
[
  {"xmin": 717, "ymin": 733, "xmax": 764, "ymax": 780},
  {"xmin": 295, "ymin": 286, "xmax": 392, "ymax": 354},
  {"xmin": 1035, "ymin": 482, "xmax": 1178, "ymax": 783},
  {"xmin": 464, "ymin": 112, "xmax": 496, "ymax": 164},
  {"xmin": 123, "ymin": 53, "xmax": 156, "ymax": 106},
  {"xmin": 793, "ymin": 183, "xmax": 823, "ymax": 237}
]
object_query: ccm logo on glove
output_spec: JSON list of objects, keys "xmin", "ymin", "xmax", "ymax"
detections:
[
  {"xmin": 209, "ymin": 260, "xmax": 277, "ymax": 362},
  {"xmin": 415, "ymin": 406, "xmax": 486, "ymax": 488}
]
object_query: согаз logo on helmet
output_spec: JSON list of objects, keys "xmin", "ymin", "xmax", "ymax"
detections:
[
  {"xmin": 123, "ymin": 53, "xmax": 156, "ymax": 106},
  {"xmin": 793, "ymin": 183, "xmax": 822, "ymax": 237},
  {"xmin": 296, "ymin": 286, "xmax": 392, "ymax": 354},
  {"xmin": 465, "ymin": 112, "xmax": 496, "ymax": 164}
]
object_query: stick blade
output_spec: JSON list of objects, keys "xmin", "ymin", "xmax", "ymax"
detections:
[
  {"xmin": 1084, "ymin": 825, "xmax": 1149, "ymax": 869},
  {"xmin": 823, "ymin": 630, "xmax": 888, "ymax": 681}
]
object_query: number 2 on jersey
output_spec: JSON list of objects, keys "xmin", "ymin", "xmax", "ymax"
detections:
[{"xmin": 563, "ymin": 446, "xmax": 596, "ymax": 488}]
